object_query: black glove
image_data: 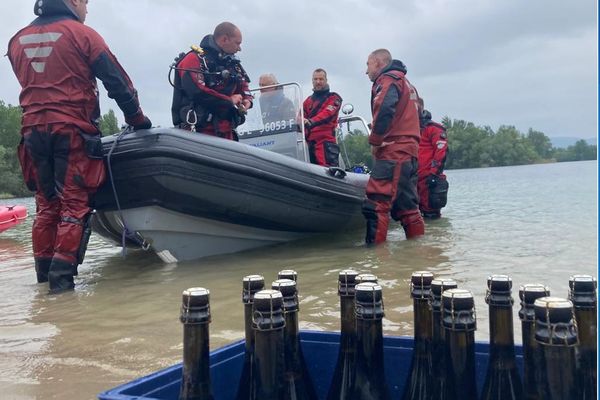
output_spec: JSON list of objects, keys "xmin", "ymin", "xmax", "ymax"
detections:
[
  {"xmin": 125, "ymin": 110, "xmax": 152, "ymax": 130},
  {"xmin": 232, "ymin": 106, "xmax": 247, "ymax": 127},
  {"xmin": 426, "ymin": 174, "xmax": 439, "ymax": 187}
]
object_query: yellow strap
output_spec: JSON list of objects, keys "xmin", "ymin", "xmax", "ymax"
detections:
[{"xmin": 190, "ymin": 45, "xmax": 204, "ymax": 55}]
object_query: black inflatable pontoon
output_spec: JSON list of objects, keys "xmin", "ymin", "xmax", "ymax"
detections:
[{"xmin": 92, "ymin": 83, "xmax": 370, "ymax": 262}]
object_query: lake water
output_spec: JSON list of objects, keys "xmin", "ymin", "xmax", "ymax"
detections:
[{"xmin": 0, "ymin": 160, "xmax": 597, "ymax": 399}]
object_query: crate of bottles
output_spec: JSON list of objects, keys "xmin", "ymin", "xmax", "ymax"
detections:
[
  {"xmin": 98, "ymin": 330, "xmax": 523, "ymax": 400},
  {"xmin": 98, "ymin": 271, "xmax": 596, "ymax": 400}
]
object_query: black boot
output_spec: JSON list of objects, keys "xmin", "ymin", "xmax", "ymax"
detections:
[
  {"xmin": 48, "ymin": 259, "xmax": 75, "ymax": 294},
  {"xmin": 34, "ymin": 258, "xmax": 52, "ymax": 283},
  {"xmin": 422, "ymin": 211, "xmax": 441, "ymax": 219}
]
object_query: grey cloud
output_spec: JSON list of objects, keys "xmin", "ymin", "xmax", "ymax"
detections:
[{"xmin": 0, "ymin": 0, "xmax": 596, "ymax": 138}]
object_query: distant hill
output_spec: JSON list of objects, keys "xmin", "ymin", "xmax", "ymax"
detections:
[{"xmin": 550, "ymin": 136, "xmax": 597, "ymax": 148}]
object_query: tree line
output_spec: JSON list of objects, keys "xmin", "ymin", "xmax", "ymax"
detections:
[
  {"xmin": 339, "ymin": 116, "xmax": 596, "ymax": 170},
  {"xmin": 0, "ymin": 100, "xmax": 596, "ymax": 197}
]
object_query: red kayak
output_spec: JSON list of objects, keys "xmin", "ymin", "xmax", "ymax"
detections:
[{"xmin": 0, "ymin": 205, "xmax": 28, "ymax": 233}]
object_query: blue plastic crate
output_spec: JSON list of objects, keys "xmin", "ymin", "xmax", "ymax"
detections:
[{"xmin": 98, "ymin": 330, "xmax": 523, "ymax": 400}]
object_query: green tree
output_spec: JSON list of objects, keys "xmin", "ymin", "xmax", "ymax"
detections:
[
  {"xmin": 526, "ymin": 128, "xmax": 553, "ymax": 159},
  {"xmin": 445, "ymin": 121, "xmax": 547, "ymax": 168},
  {"xmin": 487, "ymin": 125, "xmax": 538, "ymax": 166},
  {"xmin": 0, "ymin": 101, "xmax": 28, "ymax": 197},
  {"xmin": 98, "ymin": 109, "xmax": 120, "ymax": 136},
  {"xmin": 441, "ymin": 115, "xmax": 452, "ymax": 130},
  {"xmin": 552, "ymin": 140, "xmax": 597, "ymax": 162},
  {"xmin": 339, "ymin": 130, "xmax": 373, "ymax": 168},
  {"xmin": 571, "ymin": 140, "xmax": 597, "ymax": 161},
  {"xmin": 445, "ymin": 119, "xmax": 492, "ymax": 169},
  {"xmin": 0, "ymin": 101, "xmax": 22, "ymax": 149}
]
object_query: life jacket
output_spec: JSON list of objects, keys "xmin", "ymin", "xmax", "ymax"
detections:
[
  {"xmin": 302, "ymin": 87, "xmax": 342, "ymax": 141},
  {"xmin": 369, "ymin": 59, "xmax": 420, "ymax": 153}
]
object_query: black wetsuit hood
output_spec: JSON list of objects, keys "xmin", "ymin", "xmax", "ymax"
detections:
[
  {"xmin": 311, "ymin": 85, "xmax": 331, "ymax": 98},
  {"xmin": 33, "ymin": 0, "xmax": 80, "ymax": 21},
  {"xmin": 381, "ymin": 59, "xmax": 408, "ymax": 75},
  {"xmin": 200, "ymin": 34, "xmax": 234, "ymax": 60},
  {"xmin": 420, "ymin": 109, "xmax": 432, "ymax": 129}
]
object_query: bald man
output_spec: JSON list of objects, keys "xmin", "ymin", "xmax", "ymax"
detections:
[
  {"xmin": 363, "ymin": 49, "xmax": 425, "ymax": 244},
  {"xmin": 171, "ymin": 21, "xmax": 253, "ymax": 140}
]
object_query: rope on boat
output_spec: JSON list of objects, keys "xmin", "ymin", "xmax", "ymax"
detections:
[{"xmin": 106, "ymin": 127, "xmax": 148, "ymax": 257}]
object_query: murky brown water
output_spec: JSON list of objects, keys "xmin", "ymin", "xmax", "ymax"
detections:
[{"xmin": 0, "ymin": 161, "xmax": 596, "ymax": 399}]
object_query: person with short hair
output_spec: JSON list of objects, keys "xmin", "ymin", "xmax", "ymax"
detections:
[
  {"xmin": 7, "ymin": 0, "xmax": 152, "ymax": 293},
  {"xmin": 302, "ymin": 68, "xmax": 342, "ymax": 166},
  {"xmin": 171, "ymin": 21, "xmax": 253, "ymax": 140},
  {"xmin": 363, "ymin": 48, "xmax": 425, "ymax": 244},
  {"xmin": 258, "ymin": 73, "xmax": 295, "ymax": 124}
]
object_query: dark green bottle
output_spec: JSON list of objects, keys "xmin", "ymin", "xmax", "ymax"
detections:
[
  {"xmin": 251, "ymin": 289, "xmax": 286, "ymax": 400},
  {"xmin": 355, "ymin": 273, "xmax": 378, "ymax": 284},
  {"xmin": 534, "ymin": 297, "xmax": 579, "ymax": 400},
  {"xmin": 430, "ymin": 278, "xmax": 458, "ymax": 400},
  {"xmin": 278, "ymin": 269, "xmax": 298, "ymax": 282},
  {"xmin": 402, "ymin": 271, "xmax": 435, "ymax": 400},
  {"xmin": 272, "ymin": 279, "xmax": 318, "ymax": 400},
  {"xmin": 441, "ymin": 288, "xmax": 477, "ymax": 400},
  {"xmin": 327, "ymin": 269, "xmax": 360, "ymax": 400},
  {"xmin": 518, "ymin": 284, "xmax": 550, "ymax": 400},
  {"xmin": 568, "ymin": 275, "xmax": 597, "ymax": 400},
  {"xmin": 235, "ymin": 275, "xmax": 265, "ymax": 400},
  {"xmin": 350, "ymin": 282, "xmax": 391, "ymax": 400},
  {"xmin": 179, "ymin": 287, "xmax": 214, "ymax": 400},
  {"xmin": 480, "ymin": 275, "xmax": 523, "ymax": 400}
]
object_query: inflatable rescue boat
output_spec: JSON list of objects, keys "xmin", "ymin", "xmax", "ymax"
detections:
[
  {"xmin": 0, "ymin": 205, "xmax": 28, "ymax": 233},
  {"xmin": 92, "ymin": 83, "xmax": 371, "ymax": 262}
]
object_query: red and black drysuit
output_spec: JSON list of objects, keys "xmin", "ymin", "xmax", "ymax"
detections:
[
  {"xmin": 7, "ymin": 0, "xmax": 150, "ymax": 293},
  {"xmin": 302, "ymin": 87, "xmax": 342, "ymax": 166},
  {"xmin": 363, "ymin": 60, "xmax": 425, "ymax": 244},
  {"xmin": 417, "ymin": 110, "xmax": 449, "ymax": 218},
  {"xmin": 171, "ymin": 34, "xmax": 252, "ymax": 140}
]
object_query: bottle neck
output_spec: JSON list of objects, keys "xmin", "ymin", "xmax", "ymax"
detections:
[
  {"xmin": 180, "ymin": 324, "xmax": 212, "ymax": 397},
  {"xmin": 431, "ymin": 307, "xmax": 443, "ymax": 345},
  {"xmin": 284, "ymin": 310, "xmax": 300, "ymax": 349},
  {"xmin": 520, "ymin": 319, "xmax": 536, "ymax": 351},
  {"xmin": 444, "ymin": 329, "xmax": 477, "ymax": 397},
  {"xmin": 182, "ymin": 324, "xmax": 210, "ymax": 369},
  {"xmin": 244, "ymin": 303, "xmax": 254, "ymax": 350},
  {"xmin": 254, "ymin": 329, "xmax": 285, "ymax": 399},
  {"xmin": 340, "ymin": 296, "xmax": 356, "ymax": 343},
  {"xmin": 488, "ymin": 305, "xmax": 516, "ymax": 346},
  {"xmin": 574, "ymin": 307, "xmax": 597, "ymax": 350},
  {"xmin": 414, "ymin": 298, "xmax": 433, "ymax": 342},
  {"xmin": 520, "ymin": 320, "xmax": 538, "ymax": 400},
  {"xmin": 445, "ymin": 329, "xmax": 476, "ymax": 368},
  {"xmin": 355, "ymin": 317, "xmax": 385, "ymax": 369}
]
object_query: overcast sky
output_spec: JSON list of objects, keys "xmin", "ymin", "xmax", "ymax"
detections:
[{"xmin": 1, "ymin": 0, "xmax": 597, "ymax": 138}]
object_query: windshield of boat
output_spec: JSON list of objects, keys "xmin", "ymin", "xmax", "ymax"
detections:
[
  {"xmin": 237, "ymin": 82, "xmax": 308, "ymax": 162},
  {"xmin": 336, "ymin": 115, "xmax": 373, "ymax": 172}
]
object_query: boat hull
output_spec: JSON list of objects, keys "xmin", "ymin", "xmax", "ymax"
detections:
[
  {"xmin": 93, "ymin": 206, "xmax": 309, "ymax": 263},
  {"xmin": 92, "ymin": 129, "xmax": 368, "ymax": 261}
]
